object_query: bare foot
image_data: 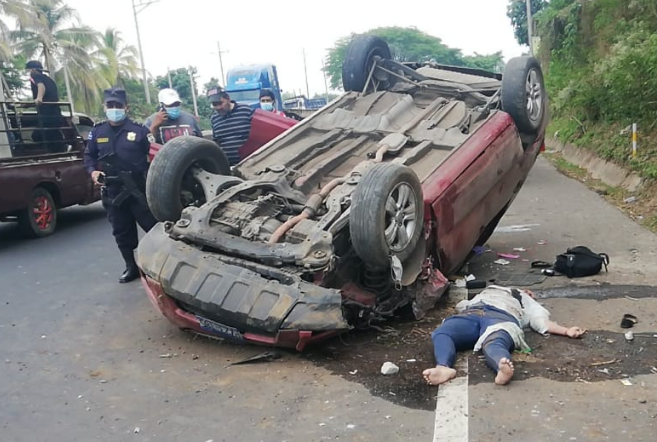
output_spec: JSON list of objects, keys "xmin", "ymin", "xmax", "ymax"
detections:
[
  {"xmin": 422, "ymin": 366, "xmax": 457, "ymax": 386},
  {"xmin": 494, "ymin": 358, "xmax": 514, "ymax": 385}
]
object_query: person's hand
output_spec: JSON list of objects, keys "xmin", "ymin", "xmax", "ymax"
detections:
[
  {"xmin": 91, "ymin": 171, "xmax": 105, "ymax": 186},
  {"xmin": 152, "ymin": 109, "xmax": 168, "ymax": 127},
  {"xmin": 566, "ymin": 326, "xmax": 586, "ymax": 338},
  {"xmin": 35, "ymin": 98, "xmax": 43, "ymax": 106}
]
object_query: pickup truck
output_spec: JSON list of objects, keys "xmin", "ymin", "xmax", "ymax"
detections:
[{"xmin": 0, "ymin": 100, "xmax": 99, "ymax": 237}]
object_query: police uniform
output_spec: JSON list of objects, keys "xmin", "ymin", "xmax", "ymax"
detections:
[{"xmin": 83, "ymin": 88, "xmax": 157, "ymax": 283}]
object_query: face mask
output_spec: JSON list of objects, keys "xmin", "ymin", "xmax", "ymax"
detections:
[
  {"xmin": 106, "ymin": 108, "xmax": 126, "ymax": 123},
  {"xmin": 165, "ymin": 106, "xmax": 181, "ymax": 119},
  {"xmin": 260, "ymin": 102, "xmax": 274, "ymax": 111}
]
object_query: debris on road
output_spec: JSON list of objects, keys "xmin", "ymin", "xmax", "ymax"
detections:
[
  {"xmin": 159, "ymin": 353, "xmax": 174, "ymax": 358},
  {"xmin": 624, "ymin": 196, "xmax": 637, "ymax": 204},
  {"xmin": 624, "ymin": 331, "xmax": 634, "ymax": 341},
  {"xmin": 229, "ymin": 351, "xmax": 282, "ymax": 366},
  {"xmin": 349, "ymin": 370, "xmax": 358, "ymax": 375},
  {"xmin": 620, "ymin": 314, "xmax": 638, "ymax": 329},
  {"xmin": 537, "ymin": 240, "xmax": 547, "ymax": 245},
  {"xmin": 621, "ymin": 379, "xmax": 633, "ymax": 386},
  {"xmin": 498, "ymin": 253, "xmax": 520, "ymax": 259},
  {"xmin": 380, "ymin": 362, "xmax": 399, "ymax": 375},
  {"xmin": 513, "ymin": 247, "xmax": 527, "ymax": 252},
  {"xmin": 134, "ymin": 427, "xmax": 140, "ymax": 434},
  {"xmin": 494, "ymin": 259, "xmax": 511, "ymax": 265}
]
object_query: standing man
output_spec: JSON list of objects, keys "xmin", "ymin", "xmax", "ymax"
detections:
[
  {"xmin": 144, "ymin": 88, "xmax": 203, "ymax": 144},
  {"xmin": 25, "ymin": 60, "xmax": 64, "ymax": 152},
  {"xmin": 259, "ymin": 89, "xmax": 286, "ymax": 116},
  {"xmin": 208, "ymin": 88, "xmax": 254, "ymax": 166},
  {"xmin": 84, "ymin": 88, "xmax": 158, "ymax": 283}
]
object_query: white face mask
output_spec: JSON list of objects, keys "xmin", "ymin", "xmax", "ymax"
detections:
[{"xmin": 260, "ymin": 102, "xmax": 274, "ymax": 111}]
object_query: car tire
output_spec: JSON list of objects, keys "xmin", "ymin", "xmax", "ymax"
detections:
[
  {"xmin": 501, "ymin": 56, "xmax": 546, "ymax": 135},
  {"xmin": 350, "ymin": 163, "xmax": 424, "ymax": 269},
  {"xmin": 342, "ymin": 34, "xmax": 396, "ymax": 93},
  {"xmin": 146, "ymin": 136, "xmax": 231, "ymax": 222},
  {"xmin": 18, "ymin": 187, "xmax": 57, "ymax": 238}
]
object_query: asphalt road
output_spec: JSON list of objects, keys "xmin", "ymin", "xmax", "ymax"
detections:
[{"xmin": 1, "ymin": 156, "xmax": 656, "ymax": 442}]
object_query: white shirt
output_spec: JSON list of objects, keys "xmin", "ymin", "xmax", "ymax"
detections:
[{"xmin": 455, "ymin": 285, "xmax": 551, "ymax": 351}]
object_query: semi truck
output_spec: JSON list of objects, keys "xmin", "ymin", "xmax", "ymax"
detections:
[{"xmin": 224, "ymin": 64, "xmax": 284, "ymax": 111}]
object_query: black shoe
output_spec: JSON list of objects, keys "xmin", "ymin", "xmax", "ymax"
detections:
[{"xmin": 119, "ymin": 266, "xmax": 140, "ymax": 283}]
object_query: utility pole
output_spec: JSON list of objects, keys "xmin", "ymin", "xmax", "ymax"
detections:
[
  {"xmin": 188, "ymin": 67, "xmax": 199, "ymax": 118},
  {"xmin": 526, "ymin": 0, "xmax": 534, "ymax": 56},
  {"xmin": 321, "ymin": 56, "xmax": 329, "ymax": 104},
  {"xmin": 166, "ymin": 67, "xmax": 173, "ymax": 88},
  {"xmin": 62, "ymin": 62, "xmax": 74, "ymax": 114},
  {"xmin": 303, "ymin": 48, "xmax": 310, "ymax": 98},
  {"xmin": 132, "ymin": 0, "xmax": 159, "ymax": 104},
  {"xmin": 216, "ymin": 41, "xmax": 228, "ymax": 88}
]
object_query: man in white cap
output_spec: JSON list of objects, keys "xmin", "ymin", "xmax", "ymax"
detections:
[{"xmin": 144, "ymin": 88, "xmax": 203, "ymax": 144}]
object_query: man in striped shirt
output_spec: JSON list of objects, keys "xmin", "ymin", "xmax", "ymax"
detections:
[{"xmin": 208, "ymin": 88, "xmax": 254, "ymax": 166}]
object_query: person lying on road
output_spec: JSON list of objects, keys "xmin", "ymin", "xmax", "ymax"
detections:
[{"xmin": 423, "ymin": 285, "xmax": 586, "ymax": 386}]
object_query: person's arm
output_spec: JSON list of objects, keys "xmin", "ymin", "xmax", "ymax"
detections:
[
  {"xmin": 546, "ymin": 321, "xmax": 586, "ymax": 338},
  {"xmin": 83, "ymin": 128, "xmax": 103, "ymax": 184},
  {"xmin": 192, "ymin": 117, "xmax": 203, "ymax": 137},
  {"xmin": 35, "ymin": 83, "xmax": 46, "ymax": 104},
  {"xmin": 148, "ymin": 110, "xmax": 168, "ymax": 136}
]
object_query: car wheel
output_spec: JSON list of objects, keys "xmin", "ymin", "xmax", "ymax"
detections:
[
  {"xmin": 342, "ymin": 34, "xmax": 397, "ymax": 93},
  {"xmin": 146, "ymin": 136, "xmax": 231, "ymax": 222},
  {"xmin": 501, "ymin": 56, "xmax": 546, "ymax": 135},
  {"xmin": 350, "ymin": 163, "xmax": 424, "ymax": 269},
  {"xmin": 18, "ymin": 187, "xmax": 57, "ymax": 238}
]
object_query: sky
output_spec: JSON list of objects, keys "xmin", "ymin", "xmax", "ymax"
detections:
[{"xmin": 63, "ymin": 0, "xmax": 526, "ymax": 98}]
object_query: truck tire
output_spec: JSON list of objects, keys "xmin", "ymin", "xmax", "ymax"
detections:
[
  {"xmin": 350, "ymin": 163, "xmax": 424, "ymax": 269},
  {"xmin": 18, "ymin": 187, "xmax": 57, "ymax": 238},
  {"xmin": 501, "ymin": 56, "xmax": 546, "ymax": 135},
  {"xmin": 146, "ymin": 136, "xmax": 231, "ymax": 222},
  {"xmin": 342, "ymin": 34, "xmax": 396, "ymax": 93}
]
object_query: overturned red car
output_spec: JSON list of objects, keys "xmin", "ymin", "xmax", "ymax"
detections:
[{"xmin": 137, "ymin": 35, "xmax": 548, "ymax": 350}]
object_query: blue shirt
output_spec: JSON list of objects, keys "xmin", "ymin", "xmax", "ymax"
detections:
[
  {"xmin": 210, "ymin": 101, "xmax": 254, "ymax": 166},
  {"xmin": 84, "ymin": 118, "xmax": 153, "ymax": 175}
]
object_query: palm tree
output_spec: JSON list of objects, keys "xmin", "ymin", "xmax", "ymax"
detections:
[
  {"xmin": 96, "ymin": 28, "xmax": 140, "ymax": 87},
  {"xmin": 0, "ymin": 0, "xmax": 36, "ymax": 62},
  {"xmin": 9, "ymin": 0, "xmax": 105, "ymax": 111}
]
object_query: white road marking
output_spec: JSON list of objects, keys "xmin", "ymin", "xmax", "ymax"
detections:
[
  {"xmin": 433, "ymin": 359, "xmax": 469, "ymax": 442},
  {"xmin": 494, "ymin": 223, "xmax": 541, "ymax": 233}
]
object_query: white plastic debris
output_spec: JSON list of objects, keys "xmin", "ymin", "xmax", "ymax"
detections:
[
  {"xmin": 455, "ymin": 279, "xmax": 467, "ymax": 288},
  {"xmin": 621, "ymin": 379, "xmax": 633, "ymax": 386},
  {"xmin": 347, "ymin": 424, "xmax": 356, "ymax": 429},
  {"xmin": 349, "ymin": 370, "xmax": 358, "ymax": 375},
  {"xmin": 380, "ymin": 362, "xmax": 400, "ymax": 375},
  {"xmin": 465, "ymin": 274, "xmax": 476, "ymax": 282},
  {"xmin": 513, "ymin": 247, "xmax": 527, "ymax": 252},
  {"xmin": 406, "ymin": 359, "xmax": 417, "ymax": 363},
  {"xmin": 134, "ymin": 427, "xmax": 140, "ymax": 434},
  {"xmin": 494, "ymin": 259, "xmax": 511, "ymax": 266}
]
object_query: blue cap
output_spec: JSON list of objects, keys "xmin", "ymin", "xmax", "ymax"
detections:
[{"xmin": 104, "ymin": 88, "xmax": 127, "ymax": 105}]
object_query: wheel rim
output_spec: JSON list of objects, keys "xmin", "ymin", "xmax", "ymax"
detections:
[
  {"xmin": 526, "ymin": 69, "xmax": 543, "ymax": 123},
  {"xmin": 33, "ymin": 195, "xmax": 53, "ymax": 231},
  {"xmin": 384, "ymin": 182, "xmax": 418, "ymax": 253}
]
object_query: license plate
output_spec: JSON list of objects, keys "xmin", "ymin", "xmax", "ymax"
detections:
[{"xmin": 196, "ymin": 315, "xmax": 244, "ymax": 342}]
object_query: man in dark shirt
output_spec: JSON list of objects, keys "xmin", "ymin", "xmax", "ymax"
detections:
[
  {"xmin": 208, "ymin": 88, "xmax": 254, "ymax": 166},
  {"xmin": 84, "ymin": 88, "xmax": 158, "ymax": 283},
  {"xmin": 144, "ymin": 88, "xmax": 203, "ymax": 144},
  {"xmin": 25, "ymin": 60, "xmax": 64, "ymax": 152}
]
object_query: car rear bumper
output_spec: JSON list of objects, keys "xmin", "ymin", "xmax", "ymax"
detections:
[{"xmin": 137, "ymin": 224, "xmax": 350, "ymax": 350}]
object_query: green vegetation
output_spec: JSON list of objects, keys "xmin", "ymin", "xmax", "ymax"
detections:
[
  {"xmin": 0, "ymin": 0, "xmax": 206, "ymax": 121},
  {"xmin": 324, "ymin": 27, "xmax": 504, "ymax": 90},
  {"xmin": 507, "ymin": 0, "xmax": 657, "ymax": 180}
]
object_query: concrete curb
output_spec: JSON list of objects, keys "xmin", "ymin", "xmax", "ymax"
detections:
[{"xmin": 546, "ymin": 137, "xmax": 644, "ymax": 192}]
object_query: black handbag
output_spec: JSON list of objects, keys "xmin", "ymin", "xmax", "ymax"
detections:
[{"xmin": 554, "ymin": 246, "xmax": 609, "ymax": 278}]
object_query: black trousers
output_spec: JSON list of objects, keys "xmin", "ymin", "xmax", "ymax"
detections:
[{"xmin": 104, "ymin": 194, "xmax": 157, "ymax": 252}]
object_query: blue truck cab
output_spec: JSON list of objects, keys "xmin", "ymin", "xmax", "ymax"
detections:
[{"xmin": 224, "ymin": 64, "xmax": 284, "ymax": 111}]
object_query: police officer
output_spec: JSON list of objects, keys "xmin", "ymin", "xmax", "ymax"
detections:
[{"xmin": 84, "ymin": 88, "xmax": 158, "ymax": 283}]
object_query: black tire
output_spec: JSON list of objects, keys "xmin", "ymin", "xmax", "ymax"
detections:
[
  {"xmin": 342, "ymin": 34, "xmax": 396, "ymax": 93},
  {"xmin": 501, "ymin": 56, "xmax": 546, "ymax": 135},
  {"xmin": 18, "ymin": 187, "xmax": 57, "ymax": 238},
  {"xmin": 350, "ymin": 163, "xmax": 424, "ymax": 269},
  {"xmin": 146, "ymin": 136, "xmax": 231, "ymax": 222}
]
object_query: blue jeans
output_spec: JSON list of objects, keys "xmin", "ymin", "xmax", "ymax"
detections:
[{"xmin": 431, "ymin": 305, "xmax": 517, "ymax": 373}]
